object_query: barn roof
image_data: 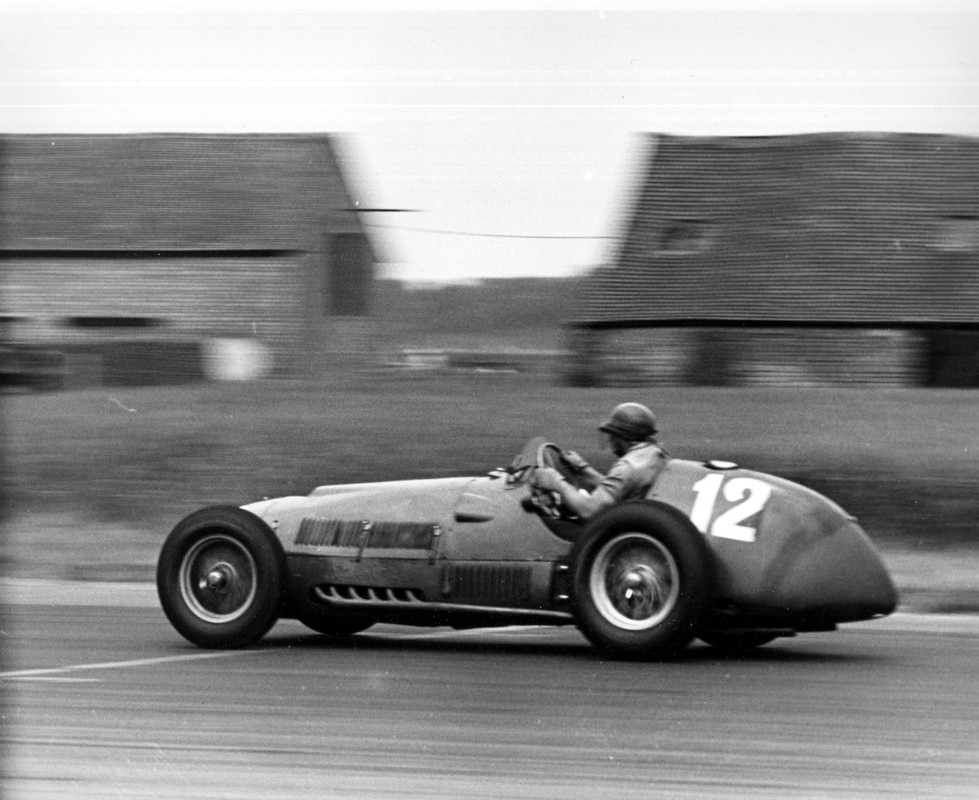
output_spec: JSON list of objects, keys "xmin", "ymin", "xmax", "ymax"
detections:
[
  {"xmin": 574, "ymin": 132, "xmax": 979, "ymax": 326},
  {"xmin": 0, "ymin": 133, "xmax": 368, "ymax": 252}
]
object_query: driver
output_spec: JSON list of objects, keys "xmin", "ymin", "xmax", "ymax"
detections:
[{"xmin": 531, "ymin": 402, "xmax": 668, "ymax": 520}]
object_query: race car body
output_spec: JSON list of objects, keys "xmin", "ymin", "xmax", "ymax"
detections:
[{"xmin": 157, "ymin": 438, "xmax": 898, "ymax": 658}]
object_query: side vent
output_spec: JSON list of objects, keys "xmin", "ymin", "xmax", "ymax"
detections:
[
  {"xmin": 296, "ymin": 518, "xmax": 437, "ymax": 549},
  {"xmin": 369, "ymin": 521, "xmax": 437, "ymax": 549},
  {"xmin": 444, "ymin": 564, "xmax": 532, "ymax": 605},
  {"xmin": 314, "ymin": 585, "xmax": 426, "ymax": 605},
  {"xmin": 296, "ymin": 518, "xmax": 363, "ymax": 547}
]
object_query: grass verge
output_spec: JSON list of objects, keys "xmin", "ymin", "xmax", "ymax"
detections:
[{"xmin": 3, "ymin": 371, "xmax": 977, "ymax": 609}]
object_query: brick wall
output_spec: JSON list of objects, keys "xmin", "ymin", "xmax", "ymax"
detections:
[
  {"xmin": 0, "ymin": 134, "xmax": 379, "ymax": 382},
  {"xmin": 3, "ymin": 253, "xmax": 310, "ymax": 374}
]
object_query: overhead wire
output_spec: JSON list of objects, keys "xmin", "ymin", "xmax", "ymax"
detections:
[{"xmin": 361, "ymin": 222, "xmax": 612, "ymax": 240}]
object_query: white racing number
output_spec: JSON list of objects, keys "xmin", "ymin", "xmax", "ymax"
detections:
[{"xmin": 690, "ymin": 473, "xmax": 772, "ymax": 543}]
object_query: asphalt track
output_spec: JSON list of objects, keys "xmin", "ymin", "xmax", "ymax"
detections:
[{"xmin": 1, "ymin": 582, "xmax": 976, "ymax": 800}]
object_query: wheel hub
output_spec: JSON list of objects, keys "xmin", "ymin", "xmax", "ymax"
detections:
[
  {"xmin": 589, "ymin": 532, "xmax": 681, "ymax": 631},
  {"xmin": 178, "ymin": 534, "xmax": 258, "ymax": 624},
  {"xmin": 200, "ymin": 563, "xmax": 236, "ymax": 593}
]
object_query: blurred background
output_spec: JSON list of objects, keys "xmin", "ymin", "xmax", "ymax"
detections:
[{"xmin": 1, "ymin": 5, "xmax": 977, "ymax": 609}]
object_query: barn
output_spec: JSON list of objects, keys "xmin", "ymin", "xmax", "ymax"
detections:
[
  {"xmin": 568, "ymin": 132, "xmax": 979, "ymax": 388},
  {"xmin": 0, "ymin": 133, "xmax": 377, "ymax": 387}
]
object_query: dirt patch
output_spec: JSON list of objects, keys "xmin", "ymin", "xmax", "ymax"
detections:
[
  {"xmin": 879, "ymin": 544, "xmax": 979, "ymax": 613},
  {"xmin": 1, "ymin": 512, "xmax": 159, "ymax": 583}
]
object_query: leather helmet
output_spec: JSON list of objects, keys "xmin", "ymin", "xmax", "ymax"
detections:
[{"xmin": 599, "ymin": 402, "xmax": 657, "ymax": 441}]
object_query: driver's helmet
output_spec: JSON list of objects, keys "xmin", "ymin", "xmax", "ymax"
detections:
[{"xmin": 599, "ymin": 402, "xmax": 657, "ymax": 442}]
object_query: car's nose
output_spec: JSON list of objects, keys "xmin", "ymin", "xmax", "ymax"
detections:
[{"xmin": 774, "ymin": 518, "xmax": 898, "ymax": 622}]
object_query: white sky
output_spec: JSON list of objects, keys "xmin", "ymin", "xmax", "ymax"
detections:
[{"xmin": 2, "ymin": 2, "xmax": 978, "ymax": 282}]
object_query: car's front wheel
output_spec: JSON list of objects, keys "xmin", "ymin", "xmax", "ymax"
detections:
[
  {"xmin": 157, "ymin": 506, "xmax": 286, "ymax": 648},
  {"xmin": 570, "ymin": 502, "xmax": 711, "ymax": 660}
]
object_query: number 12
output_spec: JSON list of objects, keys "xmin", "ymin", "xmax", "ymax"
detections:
[{"xmin": 690, "ymin": 474, "xmax": 772, "ymax": 542}]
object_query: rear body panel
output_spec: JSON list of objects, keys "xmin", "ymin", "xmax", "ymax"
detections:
[{"xmin": 649, "ymin": 460, "xmax": 897, "ymax": 628}]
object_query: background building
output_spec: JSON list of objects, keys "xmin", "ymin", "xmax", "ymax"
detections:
[
  {"xmin": 0, "ymin": 133, "xmax": 377, "ymax": 387},
  {"xmin": 568, "ymin": 132, "xmax": 979, "ymax": 388}
]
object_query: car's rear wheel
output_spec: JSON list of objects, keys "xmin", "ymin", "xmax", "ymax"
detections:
[
  {"xmin": 570, "ymin": 502, "xmax": 711, "ymax": 660},
  {"xmin": 157, "ymin": 506, "xmax": 286, "ymax": 648}
]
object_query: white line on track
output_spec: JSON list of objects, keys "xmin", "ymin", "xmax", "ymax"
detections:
[
  {"xmin": 0, "ymin": 649, "xmax": 272, "ymax": 680},
  {"xmin": 0, "ymin": 627, "xmax": 542, "ymax": 681}
]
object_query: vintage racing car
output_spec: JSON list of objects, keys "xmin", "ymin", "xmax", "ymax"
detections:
[{"xmin": 157, "ymin": 438, "xmax": 898, "ymax": 658}]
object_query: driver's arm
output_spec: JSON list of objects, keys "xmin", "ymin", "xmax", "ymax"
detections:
[
  {"xmin": 563, "ymin": 451, "xmax": 603, "ymax": 491},
  {"xmin": 533, "ymin": 467, "xmax": 616, "ymax": 519},
  {"xmin": 555, "ymin": 480, "xmax": 615, "ymax": 519}
]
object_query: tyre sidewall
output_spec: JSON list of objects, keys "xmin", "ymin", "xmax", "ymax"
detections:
[
  {"xmin": 156, "ymin": 506, "xmax": 286, "ymax": 648},
  {"xmin": 297, "ymin": 612, "xmax": 375, "ymax": 638},
  {"xmin": 570, "ymin": 501, "xmax": 712, "ymax": 659},
  {"xmin": 698, "ymin": 631, "xmax": 777, "ymax": 651}
]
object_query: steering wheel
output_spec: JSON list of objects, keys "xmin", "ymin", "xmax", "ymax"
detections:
[
  {"xmin": 536, "ymin": 442, "xmax": 584, "ymax": 489},
  {"xmin": 527, "ymin": 442, "xmax": 584, "ymax": 520}
]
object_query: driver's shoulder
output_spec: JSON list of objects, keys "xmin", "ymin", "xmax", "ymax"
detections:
[{"xmin": 618, "ymin": 441, "xmax": 665, "ymax": 468}]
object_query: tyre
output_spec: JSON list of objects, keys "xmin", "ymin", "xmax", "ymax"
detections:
[
  {"xmin": 157, "ymin": 506, "xmax": 286, "ymax": 648},
  {"xmin": 570, "ymin": 502, "xmax": 712, "ymax": 660},
  {"xmin": 297, "ymin": 613, "xmax": 374, "ymax": 639},
  {"xmin": 698, "ymin": 631, "xmax": 778, "ymax": 651}
]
